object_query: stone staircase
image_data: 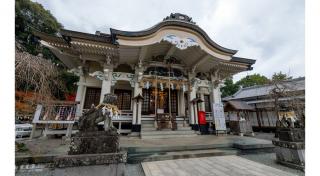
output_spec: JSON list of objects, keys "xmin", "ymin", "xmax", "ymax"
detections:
[{"xmin": 140, "ymin": 123, "xmax": 198, "ymax": 139}]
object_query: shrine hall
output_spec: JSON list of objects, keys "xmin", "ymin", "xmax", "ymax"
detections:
[{"xmin": 34, "ymin": 13, "xmax": 255, "ymax": 136}]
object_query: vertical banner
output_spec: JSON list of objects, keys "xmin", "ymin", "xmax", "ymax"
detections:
[{"xmin": 212, "ymin": 103, "xmax": 226, "ymax": 131}]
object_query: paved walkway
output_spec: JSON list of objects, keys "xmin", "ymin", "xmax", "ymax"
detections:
[
  {"xmin": 120, "ymin": 135, "xmax": 272, "ymax": 148},
  {"xmin": 16, "ymin": 135, "xmax": 272, "ymax": 156},
  {"xmin": 142, "ymin": 155, "xmax": 297, "ymax": 176}
]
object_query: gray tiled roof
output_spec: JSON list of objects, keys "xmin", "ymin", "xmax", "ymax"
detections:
[
  {"xmin": 225, "ymin": 100, "xmax": 255, "ymax": 110},
  {"xmin": 223, "ymin": 77, "xmax": 305, "ymax": 101}
]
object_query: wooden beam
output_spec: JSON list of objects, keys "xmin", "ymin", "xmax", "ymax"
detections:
[
  {"xmin": 164, "ymin": 45, "xmax": 176, "ymax": 60},
  {"xmin": 40, "ymin": 40, "xmax": 79, "ymax": 68},
  {"xmin": 138, "ymin": 46, "xmax": 149, "ymax": 62},
  {"xmin": 191, "ymin": 54, "xmax": 211, "ymax": 73}
]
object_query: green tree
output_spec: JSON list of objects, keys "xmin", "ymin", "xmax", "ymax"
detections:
[
  {"xmin": 236, "ymin": 74, "xmax": 269, "ymax": 88},
  {"xmin": 15, "ymin": 0, "xmax": 62, "ymax": 56},
  {"xmin": 15, "ymin": 0, "xmax": 78, "ymax": 97},
  {"xmin": 271, "ymin": 71, "xmax": 292, "ymax": 81},
  {"xmin": 221, "ymin": 78, "xmax": 240, "ymax": 98}
]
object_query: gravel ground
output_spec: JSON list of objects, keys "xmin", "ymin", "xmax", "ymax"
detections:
[{"xmin": 239, "ymin": 153, "xmax": 304, "ymax": 176}]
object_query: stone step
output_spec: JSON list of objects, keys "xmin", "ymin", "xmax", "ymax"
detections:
[
  {"xmin": 141, "ymin": 130, "xmax": 196, "ymax": 136},
  {"xmin": 141, "ymin": 122, "xmax": 190, "ymax": 128},
  {"xmin": 140, "ymin": 132, "xmax": 198, "ymax": 139},
  {"xmin": 141, "ymin": 134, "xmax": 198, "ymax": 139},
  {"xmin": 127, "ymin": 148, "xmax": 238, "ymax": 164},
  {"xmin": 141, "ymin": 124, "xmax": 155, "ymax": 128},
  {"xmin": 141, "ymin": 127, "xmax": 192, "ymax": 132}
]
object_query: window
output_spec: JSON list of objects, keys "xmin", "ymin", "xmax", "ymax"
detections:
[
  {"xmin": 114, "ymin": 89, "xmax": 132, "ymax": 110},
  {"xmin": 141, "ymin": 88, "xmax": 178, "ymax": 115},
  {"xmin": 83, "ymin": 87, "xmax": 101, "ymax": 109},
  {"xmin": 170, "ymin": 90, "xmax": 178, "ymax": 114},
  {"xmin": 142, "ymin": 89, "xmax": 152, "ymax": 115},
  {"xmin": 204, "ymin": 95, "xmax": 211, "ymax": 112}
]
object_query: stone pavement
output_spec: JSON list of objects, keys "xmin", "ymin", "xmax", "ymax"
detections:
[
  {"xmin": 16, "ymin": 134, "xmax": 272, "ymax": 157},
  {"xmin": 142, "ymin": 155, "xmax": 298, "ymax": 176},
  {"xmin": 240, "ymin": 153, "xmax": 304, "ymax": 176},
  {"xmin": 120, "ymin": 135, "xmax": 272, "ymax": 148},
  {"xmin": 249, "ymin": 132, "xmax": 277, "ymax": 141}
]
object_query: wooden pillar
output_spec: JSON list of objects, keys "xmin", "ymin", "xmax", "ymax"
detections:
[
  {"xmin": 199, "ymin": 93, "xmax": 205, "ymax": 111},
  {"xmin": 178, "ymin": 89, "xmax": 185, "ymax": 116},
  {"xmin": 75, "ymin": 76, "xmax": 86, "ymax": 117},
  {"xmin": 189, "ymin": 87, "xmax": 197, "ymax": 125},
  {"xmin": 100, "ymin": 67, "xmax": 113, "ymax": 103},
  {"xmin": 66, "ymin": 124, "xmax": 73, "ymax": 138}
]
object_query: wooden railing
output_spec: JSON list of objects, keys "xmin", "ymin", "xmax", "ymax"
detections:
[
  {"xmin": 30, "ymin": 101, "xmax": 80, "ymax": 139},
  {"xmin": 81, "ymin": 109, "xmax": 133, "ymax": 134},
  {"xmin": 82, "ymin": 109, "xmax": 133, "ymax": 120}
]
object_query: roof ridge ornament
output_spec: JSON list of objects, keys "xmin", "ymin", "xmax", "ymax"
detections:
[{"xmin": 163, "ymin": 13, "xmax": 196, "ymax": 24}]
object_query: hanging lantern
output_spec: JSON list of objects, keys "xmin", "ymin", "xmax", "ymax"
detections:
[
  {"xmin": 171, "ymin": 83, "xmax": 174, "ymax": 90},
  {"xmin": 176, "ymin": 84, "xmax": 181, "ymax": 90},
  {"xmin": 160, "ymin": 82, "xmax": 164, "ymax": 91},
  {"xmin": 182, "ymin": 84, "xmax": 186, "ymax": 92},
  {"xmin": 145, "ymin": 81, "xmax": 150, "ymax": 89}
]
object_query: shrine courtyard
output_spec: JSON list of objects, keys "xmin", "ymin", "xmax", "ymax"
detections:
[{"xmin": 15, "ymin": 133, "xmax": 304, "ymax": 176}]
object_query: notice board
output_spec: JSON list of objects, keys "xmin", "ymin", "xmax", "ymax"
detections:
[{"xmin": 212, "ymin": 103, "xmax": 227, "ymax": 131}]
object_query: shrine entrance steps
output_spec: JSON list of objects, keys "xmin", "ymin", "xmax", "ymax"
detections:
[{"xmin": 140, "ymin": 123, "xmax": 197, "ymax": 139}]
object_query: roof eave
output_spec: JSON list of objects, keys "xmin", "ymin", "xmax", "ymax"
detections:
[
  {"xmin": 231, "ymin": 56, "xmax": 256, "ymax": 65},
  {"xmin": 60, "ymin": 29, "xmax": 113, "ymax": 44},
  {"xmin": 110, "ymin": 20, "xmax": 238, "ymax": 55}
]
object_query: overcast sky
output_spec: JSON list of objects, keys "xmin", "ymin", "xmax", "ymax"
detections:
[{"xmin": 34, "ymin": 0, "xmax": 304, "ymax": 81}]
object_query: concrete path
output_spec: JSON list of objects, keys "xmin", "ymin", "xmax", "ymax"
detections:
[{"xmin": 142, "ymin": 155, "xmax": 297, "ymax": 176}]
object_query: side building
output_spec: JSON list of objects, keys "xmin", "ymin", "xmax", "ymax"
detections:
[{"xmin": 223, "ymin": 77, "xmax": 305, "ymax": 132}]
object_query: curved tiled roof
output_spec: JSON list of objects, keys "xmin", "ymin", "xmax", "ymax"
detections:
[
  {"xmin": 60, "ymin": 29, "xmax": 113, "ymax": 44},
  {"xmin": 223, "ymin": 77, "xmax": 305, "ymax": 101},
  {"xmin": 110, "ymin": 13, "xmax": 238, "ymax": 55}
]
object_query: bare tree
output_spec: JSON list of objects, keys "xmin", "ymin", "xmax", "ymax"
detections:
[
  {"xmin": 269, "ymin": 77, "xmax": 305, "ymax": 126},
  {"xmin": 15, "ymin": 48, "xmax": 65, "ymax": 109}
]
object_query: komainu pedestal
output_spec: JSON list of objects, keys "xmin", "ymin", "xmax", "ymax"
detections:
[
  {"xmin": 54, "ymin": 94, "xmax": 127, "ymax": 168},
  {"xmin": 68, "ymin": 129, "xmax": 119, "ymax": 155},
  {"xmin": 272, "ymin": 128, "xmax": 305, "ymax": 170}
]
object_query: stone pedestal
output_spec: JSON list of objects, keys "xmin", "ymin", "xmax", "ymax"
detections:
[
  {"xmin": 68, "ymin": 129, "xmax": 119, "ymax": 155},
  {"xmin": 229, "ymin": 120, "xmax": 254, "ymax": 136},
  {"xmin": 54, "ymin": 129, "xmax": 124, "ymax": 168},
  {"xmin": 54, "ymin": 152, "xmax": 127, "ymax": 168},
  {"xmin": 278, "ymin": 128, "xmax": 305, "ymax": 142},
  {"xmin": 272, "ymin": 128, "xmax": 305, "ymax": 170}
]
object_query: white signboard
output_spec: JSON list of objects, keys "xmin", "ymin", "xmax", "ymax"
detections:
[{"xmin": 212, "ymin": 103, "xmax": 227, "ymax": 131}]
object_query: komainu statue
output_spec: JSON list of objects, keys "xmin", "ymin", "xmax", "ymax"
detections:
[
  {"xmin": 69, "ymin": 93, "xmax": 120, "ymax": 155},
  {"xmin": 78, "ymin": 94, "xmax": 119, "ymax": 132}
]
